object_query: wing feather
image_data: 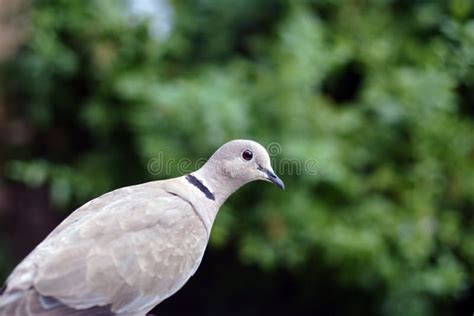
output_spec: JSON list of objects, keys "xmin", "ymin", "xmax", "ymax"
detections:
[{"xmin": 1, "ymin": 181, "xmax": 208, "ymax": 315}]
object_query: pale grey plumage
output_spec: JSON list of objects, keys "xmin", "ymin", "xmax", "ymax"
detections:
[{"xmin": 0, "ymin": 139, "xmax": 284, "ymax": 315}]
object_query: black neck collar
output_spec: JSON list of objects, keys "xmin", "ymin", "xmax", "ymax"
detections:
[{"xmin": 186, "ymin": 174, "xmax": 215, "ymax": 201}]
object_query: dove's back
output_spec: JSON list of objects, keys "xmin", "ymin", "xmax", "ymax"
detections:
[{"xmin": 0, "ymin": 179, "xmax": 209, "ymax": 315}]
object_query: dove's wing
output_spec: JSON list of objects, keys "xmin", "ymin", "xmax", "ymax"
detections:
[{"xmin": 1, "ymin": 181, "xmax": 209, "ymax": 315}]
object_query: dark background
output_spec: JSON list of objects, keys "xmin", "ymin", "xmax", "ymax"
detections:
[{"xmin": 1, "ymin": 1, "xmax": 474, "ymax": 315}]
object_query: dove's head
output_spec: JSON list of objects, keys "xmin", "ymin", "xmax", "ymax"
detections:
[{"xmin": 204, "ymin": 139, "xmax": 285, "ymax": 190}]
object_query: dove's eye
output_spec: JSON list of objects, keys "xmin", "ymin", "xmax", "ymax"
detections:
[{"xmin": 242, "ymin": 150, "xmax": 253, "ymax": 161}]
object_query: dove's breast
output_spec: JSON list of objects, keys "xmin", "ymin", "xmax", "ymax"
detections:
[
  {"xmin": 146, "ymin": 204, "xmax": 209, "ymax": 293},
  {"xmin": 105, "ymin": 200, "xmax": 210, "ymax": 314}
]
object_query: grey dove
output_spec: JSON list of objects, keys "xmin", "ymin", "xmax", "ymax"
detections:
[{"xmin": 0, "ymin": 139, "xmax": 284, "ymax": 315}]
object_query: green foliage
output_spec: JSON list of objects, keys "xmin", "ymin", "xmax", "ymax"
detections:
[{"xmin": 1, "ymin": 0, "xmax": 474, "ymax": 315}]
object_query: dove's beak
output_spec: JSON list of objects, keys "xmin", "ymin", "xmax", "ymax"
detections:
[{"xmin": 264, "ymin": 168, "xmax": 285, "ymax": 190}]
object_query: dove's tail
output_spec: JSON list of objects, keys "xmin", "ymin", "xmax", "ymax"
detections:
[{"xmin": 0, "ymin": 288, "xmax": 114, "ymax": 316}]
